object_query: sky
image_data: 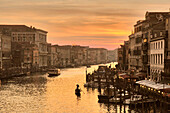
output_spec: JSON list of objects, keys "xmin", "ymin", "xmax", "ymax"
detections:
[{"xmin": 0, "ymin": 0, "xmax": 170, "ymax": 50}]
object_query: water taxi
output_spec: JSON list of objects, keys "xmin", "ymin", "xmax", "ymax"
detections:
[{"xmin": 48, "ymin": 68, "xmax": 60, "ymax": 77}]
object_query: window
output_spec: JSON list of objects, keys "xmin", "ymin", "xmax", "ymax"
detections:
[
  {"xmin": 160, "ymin": 32, "xmax": 163, "ymax": 36},
  {"xmin": 23, "ymin": 36, "xmax": 26, "ymax": 41},
  {"xmin": 18, "ymin": 37, "xmax": 21, "ymax": 41},
  {"xmin": 160, "ymin": 54, "xmax": 162, "ymax": 64},
  {"xmin": 151, "ymin": 55, "xmax": 152, "ymax": 64},
  {"xmin": 158, "ymin": 42, "xmax": 160, "ymax": 49},
  {"xmin": 161, "ymin": 41, "xmax": 163, "ymax": 48},
  {"xmin": 158, "ymin": 54, "xmax": 160, "ymax": 64},
  {"xmin": 150, "ymin": 35, "xmax": 153, "ymax": 38},
  {"xmin": 156, "ymin": 54, "xmax": 157, "ymax": 64},
  {"xmin": 154, "ymin": 54, "xmax": 155, "ymax": 64}
]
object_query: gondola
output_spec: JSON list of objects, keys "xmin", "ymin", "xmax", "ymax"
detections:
[{"xmin": 75, "ymin": 88, "xmax": 81, "ymax": 96}]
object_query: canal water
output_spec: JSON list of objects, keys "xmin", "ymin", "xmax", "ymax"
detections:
[{"xmin": 0, "ymin": 62, "xmax": 129, "ymax": 113}]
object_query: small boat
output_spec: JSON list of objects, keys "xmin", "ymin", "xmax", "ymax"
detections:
[
  {"xmin": 98, "ymin": 95, "xmax": 111, "ymax": 103},
  {"xmin": 109, "ymin": 97, "xmax": 123, "ymax": 104},
  {"xmin": 86, "ymin": 65, "xmax": 91, "ymax": 68},
  {"xmin": 48, "ymin": 68, "xmax": 60, "ymax": 77}
]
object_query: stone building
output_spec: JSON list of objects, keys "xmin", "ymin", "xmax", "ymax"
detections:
[
  {"xmin": 118, "ymin": 46, "xmax": 123, "ymax": 70},
  {"xmin": 11, "ymin": 42, "xmax": 39, "ymax": 71},
  {"xmin": 112, "ymin": 49, "xmax": 118, "ymax": 62},
  {"xmin": 107, "ymin": 50, "xmax": 116, "ymax": 63},
  {"xmin": 117, "ymin": 41, "xmax": 129, "ymax": 70},
  {"xmin": 47, "ymin": 43, "xmax": 52, "ymax": 67},
  {"xmin": 127, "ymin": 12, "xmax": 170, "ymax": 81},
  {"xmin": 143, "ymin": 12, "xmax": 169, "ymax": 81},
  {"xmin": 50, "ymin": 45, "xmax": 58, "ymax": 67},
  {"xmin": 70, "ymin": 45, "xmax": 89, "ymax": 66},
  {"xmin": 87, "ymin": 48, "xmax": 108, "ymax": 65},
  {"xmin": 123, "ymin": 41, "xmax": 129, "ymax": 70},
  {"xmin": 129, "ymin": 20, "xmax": 145, "ymax": 71},
  {"xmin": 162, "ymin": 14, "xmax": 170, "ymax": 81},
  {"xmin": 0, "ymin": 33, "xmax": 11, "ymax": 69},
  {"xmin": 150, "ymin": 22, "xmax": 166, "ymax": 81},
  {"xmin": 87, "ymin": 48, "xmax": 97, "ymax": 65},
  {"xmin": 0, "ymin": 25, "xmax": 48, "ymax": 68},
  {"xmin": 98, "ymin": 48, "xmax": 108, "ymax": 64},
  {"xmin": 56, "ymin": 45, "xmax": 72, "ymax": 67}
]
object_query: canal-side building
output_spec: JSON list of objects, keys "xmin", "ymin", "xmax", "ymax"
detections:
[
  {"xmin": 47, "ymin": 43, "xmax": 52, "ymax": 68},
  {"xmin": 11, "ymin": 42, "xmax": 39, "ymax": 71},
  {"xmin": 98, "ymin": 48, "xmax": 108, "ymax": 64},
  {"xmin": 112, "ymin": 48, "xmax": 118, "ymax": 62},
  {"xmin": 123, "ymin": 41, "xmax": 129, "ymax": 70},
  {"xmin": 144, "ymin": 12, "xmax": 170, "ymax": 81},
  {"xmin": 117, "ymin": 41, "xmax": 129, "ymax": 70},
  {"xmin": 50, "ymin": 45, "xmax": 58, "ymax": 67},
  {"xmin": 56, "ymin": 45, "xmax": 72, "ymax": 67},
  {"xmin": 150, "ymin": 21, "xmax": 166, "ymax": 82},
  {"xmin": 0, "ymin": 33, "xmax": 11, "ymax": 69},
  {"xmin": 0, "ymin": 25, "xmax": 48, "ymax": 68},
  {"xmin": 87, "ymin": 48, "xmax": 108, "ymax": 65},
  {"xmin": 118, "ymin": 45, "xmax": 123, "ymax": 70},
  {"xmin": 87, "ymin": 48, "xmax": 97, "ymax": 65},
  {"xmin": 107, "ymin": 50, "xmax": 115, "ymax": 62},
  {"xmin": 129, "ymin": 20, "xmax": 147, "ymax": 71},
  {"xmin": 71, "ymin": 45, "xmax": 89, "ymax": 66},
  {"xmin": 163, "ymin": 14, "xmax": 170, "ymax": 81}
]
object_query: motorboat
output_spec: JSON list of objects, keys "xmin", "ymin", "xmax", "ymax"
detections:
[
  {"xmin": 48, "ymin": 68, "xmax": 60, "ymax": 77},
  {"xmin": 86, "ymin": 65, "xmax": 91, "ymax": 68}
]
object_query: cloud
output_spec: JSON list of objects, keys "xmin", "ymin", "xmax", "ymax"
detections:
[{"xmin": 0, "ymin": 0, "xmax": 170, "ymax": 50}]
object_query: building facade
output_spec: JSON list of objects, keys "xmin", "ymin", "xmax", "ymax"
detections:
[
  {"xmin": 0, "ymin": 25, "xmax": 48, "ymax": 68},
  {"xmin": 118, "ymin": 46, "xmax": 123, "ymax": 70},
  {"xmin": 11, "ymin": 42, "xmax": 39, "ymax": 71},
  {"xmin": 0, "ymin": 33, "xmax": 11, "ymax": 69}
]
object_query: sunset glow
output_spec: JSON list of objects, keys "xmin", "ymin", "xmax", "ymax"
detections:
[{"xmin": 1, "ymin": 0, "xmax": 170, "ymax": 50}]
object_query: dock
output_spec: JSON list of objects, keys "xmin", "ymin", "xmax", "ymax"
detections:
[{"xmin": 84, "ymin": 65, "xmax": 170, "ymax": 112}]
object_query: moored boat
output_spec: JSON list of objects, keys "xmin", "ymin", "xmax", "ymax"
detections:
[
  {"xmin": 86, "ymin": 65, "xmax": 91, "ymax": 68},
  {"xmin": 48, "ymin": 68, "xmax": 60, "ymax": 77}
]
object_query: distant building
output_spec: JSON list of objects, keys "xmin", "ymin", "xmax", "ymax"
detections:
[
  {"xmin": 0, "ymin": 33, "xmax": 11, "ymax": 69},
  {"xmin": 47, "ymin": 43, "xmax": 52, "ymax": 67},
  {"xmin": 0, "ymin": 25, "xmax": 48, "ymax": 68},
  {"xmin": 117, "ymin": 41, "xmax": 129, "ymax": 70},
  {"xmin": 123, "ymin": 41, "xmax": 129, "ymax": 70},
  {"xmin": 87, "ymin": 48, "xmax": 107, "ymax": 65},
  {"xmin": 71, "ymin": 45, "xmax": 89, "ymax": 66},
  {"xmin": 129, "ymin": 20, "xmax": 145, "ymax": 71},
  {"xmin": 56, "ymin": 45, "xmax": 72, "ymax": 67},
  {"xmin": 118, "ymin": 46, "xmax": 123, "ymax": 70},
  {"xmin": 112, "ymin": 49, "xmax": 118, "ymax": 62},
  {"xmin": 107, "ymin": 50, "xmax": 116, "ymax": 62}
]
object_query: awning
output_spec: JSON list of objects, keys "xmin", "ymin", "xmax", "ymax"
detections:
[{"xmin": 136, "ymin": 80, "xmax": 170, "ymax": 90}]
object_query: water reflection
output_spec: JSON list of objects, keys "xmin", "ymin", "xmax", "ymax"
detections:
[{"xmin": 0, "ymin": 63, "xmax": 129, "ymax": 113}]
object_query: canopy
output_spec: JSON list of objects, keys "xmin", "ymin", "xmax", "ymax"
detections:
[{"xmin": 136, "ymin": 80, "xmax": 170, "ymax": 90}]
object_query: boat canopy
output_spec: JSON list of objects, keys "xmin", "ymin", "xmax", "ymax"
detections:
[{"xmin": 136, "ymin": 80, "xmax": 170, "ymax": 90}]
